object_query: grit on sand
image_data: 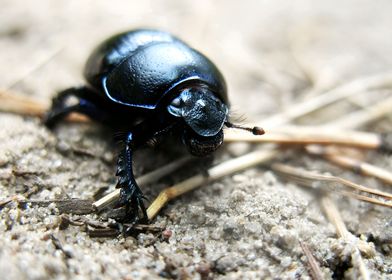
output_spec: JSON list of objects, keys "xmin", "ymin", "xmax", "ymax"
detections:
[{"xmin": 0, "ymin": 1, "xmax": 391, "ymax": 279}]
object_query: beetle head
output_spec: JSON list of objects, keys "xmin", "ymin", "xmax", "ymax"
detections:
[{"xmin": 168, "ymin": 87, "xmax": 228, "ymax": 137}]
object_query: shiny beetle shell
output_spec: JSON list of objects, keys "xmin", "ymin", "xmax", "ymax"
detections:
[{"xmin": 83, "ymin": 29, "xmax": 228, "ymax": 109}]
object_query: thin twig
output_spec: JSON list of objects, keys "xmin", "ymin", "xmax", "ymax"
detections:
[
  {"xmin": 299, "ymin": 241, "xmax": 324, "ymax": 280},
  {"xmin": 321, "ymin": 197, "xmax": 375, "ymax": 256},
  {"xmin": 6, "ymin": 47, "xmax": 64, "ymax": 90},
  {"xmin": 49, "ymin": 233, "xmax": 74, "ymax": 259},
  {"xmin": 271, "ymin": 163, "xmax": 392, "ymax": 208},
  {"xmin": 341, "ymin": 191, "xmax": 392, "ymax": 207},
  {"xmin": 321, "ymin": 197, "xmax": 350, "ymax": 238},
  {"xmin": 93, "ymin": 156, "xmax": 192, "ymax": 211},
  {"xmin": 351, "ymin": 246, "xmax": 372, "ymax": 280},
  {"xmin": 257, "ymin": 72, "xmax": 392, "ymax": 128},
  {"xmin": 0, "ymin": 88, "xmax": 88, "ymax": 122},
  {"xmin": 58, "ymin": 215, "xmax": 163, "ymax": 237},
  {"xmin": 87, "ymin": 228, "xmax": 120, "ymax": 238},
  {"xmin": 306, "ymin": 146, "xmax": 392, "ymax": 185},
  {"xmin": 147, "ymin": 149, "xmax": 278, "ymax": 219},
  {"xmin": 20, "ymin": 199, "xmax": 95, "ymax": 215},
  {"xmin": 326, "ymin": 94, "xmax": 392, "ymax": 129},
  {"xmin": 0, "ymin": 89, "xmax": 50, "ymax": 117},
  {"xmin": 225, "ymin": 126, "xmax": 390, "ymax": 152},
  {"xmin": 0, "ymin": 195, "xmax": 25, "ymax": 208},
  {"xmin": 321, "ymin": 197, "xmax": 371, "ymax": 280}
]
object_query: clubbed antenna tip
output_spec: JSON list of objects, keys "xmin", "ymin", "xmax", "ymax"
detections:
[{"xmin": 225, "ymin": 122, "xmax": 265, "ymax": 136}]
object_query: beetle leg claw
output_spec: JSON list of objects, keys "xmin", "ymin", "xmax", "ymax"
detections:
[{"xmin": 116, "ymin": 180, "xmax": 148, "ymax": 223}]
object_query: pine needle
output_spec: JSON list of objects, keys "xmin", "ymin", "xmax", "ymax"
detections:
[
  {"xmin": 271, "ymin": 163, "xmax": 392, "ymax": 208},
  {"xmin": 225, "ymin": 126, "xmax": 389, "ymax": 151},
  {"xmin": 299, "ymin": 241, "xmax": 324, "ymax": 280},
  {"xmin": 306, "ymin": 146, "xmax": 392, "ymax": 186}
]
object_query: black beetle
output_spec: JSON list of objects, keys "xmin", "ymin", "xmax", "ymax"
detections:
[{"xmin": 45, "ymin": 29, "xmax": 262, "ymax": 222}]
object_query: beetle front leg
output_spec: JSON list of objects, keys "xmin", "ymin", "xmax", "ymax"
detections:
[{"xmin": 116, "ymin": 132, "xmax": 148, "ymax": 223}]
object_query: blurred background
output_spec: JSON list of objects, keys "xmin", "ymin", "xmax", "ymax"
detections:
[{"xmin": 2, "ymin": 0, "xmax": 392, "ymax": 121}]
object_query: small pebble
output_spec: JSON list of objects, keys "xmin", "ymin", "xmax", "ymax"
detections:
[
  {"xmin": 196, "ymin": 261, "xmax": 211, "ymax": 278},
  {"xmin": 161, "ymin": 229, "xmax": 172, "ymax": 241}
]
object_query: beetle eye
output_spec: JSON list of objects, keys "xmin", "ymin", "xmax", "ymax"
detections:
[
  {"xmin": 168, "ymin": 96, "xmax": 184, "ymax": 117},
  {"xmin": 171, "ymin": 97, "xmax": 181, "ymax": 107}
]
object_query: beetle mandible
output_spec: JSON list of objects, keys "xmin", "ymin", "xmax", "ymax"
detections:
[{"xmin": 45, "ymin": 29, "xmax": 262, "ymax": 222}]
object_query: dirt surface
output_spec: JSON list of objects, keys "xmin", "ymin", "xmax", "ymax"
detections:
[{"xmin": 1, "ymin": 1, "xmax": 392, "ymax": 279}]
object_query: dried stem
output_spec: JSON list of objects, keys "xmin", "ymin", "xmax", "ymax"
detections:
[
  {"xmin": 225, "ymin": 126, "xmax": 387, "ymax": 151},
  {"xmin": 299, "ymin": 241, "xmax": 324, "ymax": 280},
  {"xmin": 0, "ymin": 89, "xmax": 89, "ymax": 122},
  {"xmin": 257, "ymin": 72, "xmax": 392, "ymax": 128},
  {"xmin": 93, "ymin": 156, "xmax": 192, "ymax": 211},
  {"xmin": 271, "ymin": 163, "xmax": 392, "ymax": 208},
  {"xmin": 0, "ymin": 89, "xmax": 49, "ymax": 117},
  {"xmin": 6, "ymin": 47, "xmax": 63, "ymax": 90},
  {"xmin": 49, "ymin": 233, "xmax": 73, "ymax": 259},
  {"xmin": 147, "ymin": 149, "xmax": 278, "ymax": 219},
  {"xmin": 307, "ymin": 146, "xmax": 392, "ymax": 185},
  {"xmin": 21, "ymin": 199, "xmax": 94, "ymax": 215},
  {"xmin": 327, "ymin": 94, "xmax": 392, "ymax": 129},
  {"xmin": 321, "ymin": 197, "xmax": 371, "ymax": 280},
  {"xmin": 321, "ymin": 197, "xmax": 350, "ymax": 238}
]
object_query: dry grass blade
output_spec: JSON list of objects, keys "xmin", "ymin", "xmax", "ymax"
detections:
[
  {"xmin": 321, "ymin": 197, "xmax": 350, "ymax": 239},
  {"xmin": 49, "ymin": 234, "xmax": 74, "ymax": 259},
  {"xmin": 147, "ymin": 149, "xmax": 278, "ymax": 219},
  {"xmin": 321, "ymin": 197, "xmax": 371, "ymax": 280},
  {"xmin": 0, "ymin": 89, "xmax": 49, "ymax": 117},
  {"xmin": 225, "ymin": 126, "xmax": 387, "ymax": 151},
  {"xmin": 299, "ymin": 241, "xmax": 324, "ymax": 280},
  {"xmin": 327, "ymin": 156, "xmax": 392, "ymax": 186},
  {"xmin": 271, "ymin": 163, "xmax": 392, "ymax": 207},
  {"xmin": 0, "ymin": 89, "xmax": 89, "ymax": 122},
  {"xmin": 19, "ymin": 199, "xmax": 95, "ymax": 215},
  {"xmin": 340, "ymin": 191, "xmax": 392, "ymax": 207},
  {"xmin": 326, "ymin": 94, "xmax": 392, "ymax": 129},
  {"xmin": 307, "ymin": 146, "xmax": 392, "ymax": 185},
  {"xmin": 93, "ymin": 156, "xmax": 192, "ymax": 211},
  {"xmin": 58, "ymin": 215, "xmax": 163, "ymax": 237},
  {"xmin": 6, "ymin": 47, "xmax": 63, "ymax": 90},
  {"xmin": 257, "ymin": 72, "xmax": 392, "ymax": 128},
  {"xmin": 0, "ymin": 195, "xmax": 25, "ymax": 208}
]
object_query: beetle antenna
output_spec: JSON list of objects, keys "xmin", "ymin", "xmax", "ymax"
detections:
[{"xmin": 225, "ymin": 122, "xmax": 265, "ymax": 135}]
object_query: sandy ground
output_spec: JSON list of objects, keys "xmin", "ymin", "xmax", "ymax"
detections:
[{"xmin": 0, "ymin": 0, "xmax": 391, "ymax": 279}]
